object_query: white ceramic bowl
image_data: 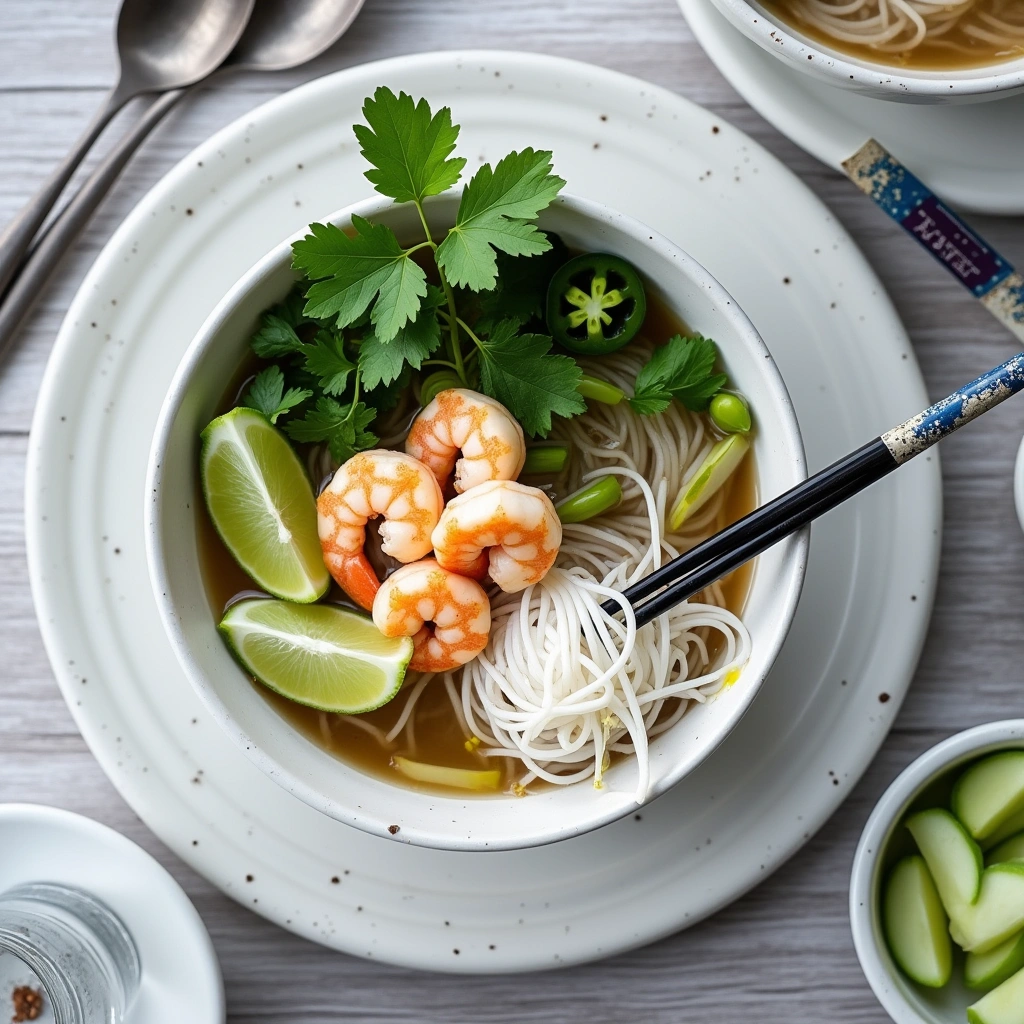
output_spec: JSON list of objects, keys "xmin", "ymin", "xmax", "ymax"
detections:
[
  {"xmin": 146, "ymin": 191, "xmax": 808, "ymax": 852},
  {"xmin": 709, "ymin": 0, "xmax": 1024, "ymax": 104},
  {"xmin": 851, "ymin": 721, "xmax": 1024, "ymax": 1023}
]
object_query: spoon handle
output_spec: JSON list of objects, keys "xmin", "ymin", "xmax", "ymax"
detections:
[
  {"xmin": 0, "ymin": 89, "xmax": 185, "ymax": 367},
  {"xmin": 0, "ymin": 86, "xmax": 130, "ymax": 301}
]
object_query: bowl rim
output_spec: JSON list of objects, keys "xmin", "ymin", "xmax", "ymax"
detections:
[
  {"xmin": 850, "ymin": 719, "xmax": 1024, "ymax": 1023},
  {"xmin": 709, "ymin": 0, "xmax": 1024, "ymax": 101},
  {"xmin": 145, "ymin": 189, "xmax": 809, "ymax": 851}
]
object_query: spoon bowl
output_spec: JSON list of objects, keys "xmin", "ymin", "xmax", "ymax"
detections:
[{"xmin": 226, "ymin": 0, "xmax": 367, "ymax": 72}]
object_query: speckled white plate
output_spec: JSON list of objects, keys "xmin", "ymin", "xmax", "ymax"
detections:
[
  {"xmin": 679, "ymin": 0, "xmax": 1024, "ymax": 216},
  {"xmin": 25, "ymin": 50, "xmax": 940, "ymax": 973}
]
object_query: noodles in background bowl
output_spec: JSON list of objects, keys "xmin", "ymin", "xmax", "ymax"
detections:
[{"xmin": 765, "ymin": 0, "xmax": 1024, "ymax": 64}]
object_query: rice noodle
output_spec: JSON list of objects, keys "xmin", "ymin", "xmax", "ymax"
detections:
[{"xmin": 774, "ymin": 0, "xmax": 1024, "ymax": 56}]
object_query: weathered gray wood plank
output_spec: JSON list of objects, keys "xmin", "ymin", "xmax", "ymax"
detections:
[{"xmin": 2, "ymin": 1, "xmax": 1023, "ymax": 1021}]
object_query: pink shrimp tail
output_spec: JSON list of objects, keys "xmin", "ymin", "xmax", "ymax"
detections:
[{"xmin": 326, "ymin": 552, "xmax": 380, "ymax": 611}]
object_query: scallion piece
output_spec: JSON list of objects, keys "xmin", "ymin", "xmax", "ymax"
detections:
[
  {"xmin": 556, "ymin": 475, "xmax": 622, "ymax": 524},
  {"xmin": 523, "ymin": 445, "xmax": 569, "ymax": 475},
  {"xmin": 419, "ymin": 370, "xmax": 463, "ymax": 407},
  {"xmin": 577, "ymin": 374, "xmax": 625, "ymax": 405}
]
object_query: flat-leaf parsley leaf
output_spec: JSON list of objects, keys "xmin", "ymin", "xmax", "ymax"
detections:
[
  {"xmin": 243, "ymin": 366, "xmax": 312, "ymax": 424},
  {"xmin": 629, "ymin": 334, "xmax": 727, "ymax": 415},
  {"xmin": 354, "ymin": 86, "xmax": 466, "ymax": 204},
  {"xmin": 285, "ymin": 397, "xmax": 379, "ymax": 464},
  {"xmin": 292, "ymin": 216, "xmax": 427, "ymax": 342},
  {"xmin": 359, "ymin": 286, "xmax": 443, "ymax": 390},
  {"xmin": 436, "ymin": 148, "xmax": 565, "ymax": 291},
  {"xmin": 477, "ymin": 319, "xmax": 585, "ymax": 437}
]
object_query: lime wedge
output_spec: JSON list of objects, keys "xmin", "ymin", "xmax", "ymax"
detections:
[
  {"xmin": 669, "ymin": 434, "xmax": 750, "ymax": 530},
  {"xmin": 220, "ymin": 599, "xmax": 413, "ymax": 714},
  {"xmin": 201, "ymin": 408, "xmax": 329, "ymax": 603}
]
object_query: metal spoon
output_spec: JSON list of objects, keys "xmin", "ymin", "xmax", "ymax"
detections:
[
  {"xmin": 0, "ymin": 0, "xmax": 366, "ymax": 366},
  {"xmin": 0, "ymin": 0, "xmax": 255, "ymax": 300}
]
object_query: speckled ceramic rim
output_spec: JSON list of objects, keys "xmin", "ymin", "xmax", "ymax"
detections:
[
  {"xmin": 850, "ymin": 720, "xmax": 1024, "ymax": 1023},
  {"xmin": 709, "ymin": 0, "xmax": 1024, "ymax": 103},
  {"xmin": 146, "ymin": 190, "xmax": 807, "ymax": 852}
]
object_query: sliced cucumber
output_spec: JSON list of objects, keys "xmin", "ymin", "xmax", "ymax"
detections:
[
  {"xmin": 989, "ymin": 833, "xmax": 1024, "ymax": 867},
  {"xmin": 906, "ymin": 807, "xmax": 983, "ymax": 913},
  {"xmin": 883, "ymin": 855, "xmax": 952, "ymax": 988},
  {"xmin": 968, "ymin": 963, "xmax": 1024, "ymax": 1024},
  {"xmin": 953, "ymin": 752, "xmax": 1024, "ymax": 843},
  {"xmin": 668, "ymin": 434, "xmax": 749, "ymax": 529},
  {"xmin": 966, "ymin": 931, "xmax": 1024, "ymax": 992},
  {"xmin": 985, "ymin": 807, "xmax": 1024, "ymax": 852},
  {"xmin": 955, "ymin": 863, "xmax": 1024, "ymax": 955}
]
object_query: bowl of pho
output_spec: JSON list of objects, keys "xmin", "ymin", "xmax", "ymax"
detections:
[
  {"xmin": 708, "ymin": 0, "xmax": 1024, "ymax": 103},
  {"xmin": 146, "ymin": 89, "xmax": 807, "ymax": 851}
]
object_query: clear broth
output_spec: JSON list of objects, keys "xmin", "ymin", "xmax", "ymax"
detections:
[
  {"xmin": 197, "ymin": 292, "xmax": 758, "ymax": 795},
  {"xmin": 762, "ymin": 0, "xmax": 1024, "ymax": 71}
]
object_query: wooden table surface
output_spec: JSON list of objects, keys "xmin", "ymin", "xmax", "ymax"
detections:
[{"xmin": 2, "ymin": 1, "xmax": 1023, "ymax": 1021}]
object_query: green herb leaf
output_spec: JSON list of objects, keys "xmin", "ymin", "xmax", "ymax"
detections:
[
  {"xmin": 354, "ymin": 87, "xmax": 467, "ymax": 204},
  {"xmin": 242, "ymin": 366, "xmax": 312, "ymax": 424},
  {"xmin": 302, "ymin": 330, "xmax": 355, "ymax": 397},
  {"xmin": 285, "ymin": 397, "xmax": 379, "ymax": 463},
  {"xmin": 251, "ymin": 313, "xmax": 304, "ymax": 358},
  {"xmin": 436, "ymin": 149, "xmax": 565, "ymax": 292},
  {"xmin": 472, "ymin": 231, "xmax": 569, "ymax": 334},
  {"xmin": 629, "ymin": 334, "xmax": 727, "ymax": 415},
  {"xmin": 359, "ymin": 286, "xmax": 443, "ymax": 390},
  {"xmin": 364, "ymin": 365, "xmax": 412, "ymax": 414},
  {"xmin": 477, "ymin": 319, "xmax": 585, "ymax": 437},
  {"xmin": 292, "ymin": 216, "xmax": 427, "ymax": 342}
]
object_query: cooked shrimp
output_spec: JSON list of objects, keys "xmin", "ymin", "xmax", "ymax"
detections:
[
  {"xmin": 405, "ymin": 388, "xmax": 526, "ymax": 493},
  {"xmin": 317, "ymin": 450, "xmax": 444, "ymax": 611},
  {"xmin": 431, "ymin": 479, "xmax": 562, "ymax": 593},
  {"xmin": 373, "ymin": 558, "xmax": 491, "ymax": 672}
]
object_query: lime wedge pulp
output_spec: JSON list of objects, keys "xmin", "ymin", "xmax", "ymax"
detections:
[
  {"xmin": 201, "ymin": 408, "xmax": 329, "ymax": 603},
  {"xmin": 220, "ymin": 599, "xmax": 413, "ymax": 714}
]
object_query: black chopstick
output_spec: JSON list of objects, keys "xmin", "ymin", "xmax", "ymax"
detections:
[{"xmin": 602, "ymin": 350, "xmax": 1024, "ymax": 628}]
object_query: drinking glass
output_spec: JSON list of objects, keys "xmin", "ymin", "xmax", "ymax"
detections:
[{"xmin": 0, "ymin": 883, "xmax": 140, "ymax": 1024}]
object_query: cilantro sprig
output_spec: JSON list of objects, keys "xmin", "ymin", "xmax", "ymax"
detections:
[{"xmin": 239, "ymin": 87, "xmax": 730, "ymax": 467}]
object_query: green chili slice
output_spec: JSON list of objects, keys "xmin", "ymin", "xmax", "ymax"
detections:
[{"xmin": 546, "ymin": 253, "xmax": 647, "ymax": 355}]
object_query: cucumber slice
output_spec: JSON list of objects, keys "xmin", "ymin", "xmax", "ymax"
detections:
[
  {"xmin": 220, "ymin": 599, "xmax": 413, "ymax": 714},
  {"xmin": 985, "ymin": 808, "xmax": 1024, "ymax": 852},
  {"xmin": 968, "ymin": 964, "xmax": 1024, "ymax": 1024},
  {"xmin": 668, "ymin": 435, "xmax": 749, "ymax": 529},
  {"xmin": 907, "ymin": 807, "xmax": 983, "ymax": 912},
  {"xmin": 966, "ymin": 932, "xmax": 1024, "ymax": 991},
  {"xmin": 883, "ymin": 855, "xmax": 952, "ymax": 988},
  {"xmin": 989, "ymin": 833, "xmax": 1024, "ymax": 867},
  {"xmin": 955, "ymin": 864, "xmax": 1024, "ymax": 955},
  {"xmin": 953, "ymin": 752, "xmax": 1024, "ymax": 843}
]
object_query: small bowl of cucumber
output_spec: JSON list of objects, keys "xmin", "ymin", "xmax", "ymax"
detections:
[{"xmin": 852, "ymin": 720, "xmax": 1024, "ymax": 1024}]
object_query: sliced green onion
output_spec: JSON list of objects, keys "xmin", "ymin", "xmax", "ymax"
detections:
[
  {"xmin": 709, "ymin": 392, "xmax": 751, "ymax": 435},
  {"xmin": 523, "ymin": 445, "xmax": 569, "ymax": 475},
  {"xmin": 669, "ymin": 435, "xmax": 749, "ymax": 530},
  {"xmin": 392, "ymin": 756, "xmax": 502, "ymax": 792},
  {"xmin": 419, "ymin": 370, "xmax": 463, "ymax": 407},
  {"xmin": 556, "ymin": 475, "xmax": 623, "ymax": 524},
  {"xmin": 577, "ymin": 374, "xmax": 625, "ymax": 405}
]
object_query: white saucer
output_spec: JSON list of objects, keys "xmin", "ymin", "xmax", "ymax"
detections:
[
  {"xmin": 679, "ymin": 0, "xmax": 1024, "ymax": 216},
  {"xmin": 25, "ymin": 51, "xmax": 940, "ymax": 973},
  {"xmin": 0, "ymin": 805, "xmax": 222, "ymax": 1023}
]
